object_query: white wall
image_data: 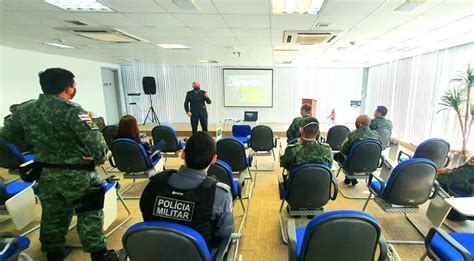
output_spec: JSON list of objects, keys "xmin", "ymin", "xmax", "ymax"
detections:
[
  {"xmin": 0, "ymin": 46, "xmax": 120, "ymax": 125},
  {"xmin": 121, "ymin": 65, "xmax": 363, "ymax": 124}
]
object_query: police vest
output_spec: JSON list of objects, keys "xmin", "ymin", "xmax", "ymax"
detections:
[{"xmin": 140, "ymin": 170, "xmax": 218, "ymax": 248}]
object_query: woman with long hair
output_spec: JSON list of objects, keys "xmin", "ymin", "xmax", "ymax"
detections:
[{"xmin": 115, "ymin": 115, "xmax": 165, "ymax": 155}]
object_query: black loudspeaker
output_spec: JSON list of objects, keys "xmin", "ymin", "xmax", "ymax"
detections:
[{"xmin": 142, "ymin": 76, "xmax": 156, "ymax": 95}]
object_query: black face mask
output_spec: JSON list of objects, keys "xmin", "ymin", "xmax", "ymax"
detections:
[{"xmin": 193, "ymin": 87, "xmax": 200, "ymax": 92}]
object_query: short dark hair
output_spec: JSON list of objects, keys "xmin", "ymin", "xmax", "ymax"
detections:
[
  {"xmin": 39, "ymin": 68, "xmax": 75, "ymax": 95},
  {"xmin": 301, "ymin": 103, "xmax": 312, "ymax": 113},
  {"xmin": 376, "ymin": 105, "xmax": 388, "ymax": 116},
  {"xmin": 301, "ymin": 117, "xmax": 319, "ymax": 137},
  {"xmin": 9, "ymin": 104, "xmax": 20, "ymax": 113},
  {"xmin": 184, "ymin": 132, "xmax": 216, "ymax": 170}
]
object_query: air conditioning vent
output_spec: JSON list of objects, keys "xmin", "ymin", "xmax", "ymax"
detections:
[
  {"xmin": 283, "ymin": 30, "xmax": 341, "ymax": 45},
  {"xmin": 56, "ymin": 27, "xmax": 148, "ymax": 43},
  {"xmin": 65, "ymin": 20, "xmax": 88, "ymax": 26}
]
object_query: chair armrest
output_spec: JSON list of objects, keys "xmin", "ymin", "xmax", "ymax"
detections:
[
  {"xmin": 397, "ymin": 150, "xmax": 411, "ymax": 163},
  {"xmin": 377, "ymin": 234, "xmax": 388, "ymax": 261},
  {"xmin": 274, "ymin": 136, "xmax": 279, "ymax": 148},
  {"xmin": 108, "ymin": 154, "xmax": 116, "ymax": 168},
  {"xmin": 444, "ymin": 155, "xmax": 451, "ymax": 168},
  {"xmin": 368, "ymin": 174, "xmax": 385, "ymax": 196},
  {"xmin": 425, "ymin": 227, "xmax": 471, "ymax": 261},
  {"xmin": 330, "ymin": 174, "xmax": 339, "ymax": 200},
  {"xmin": 287, "ymin": 219, "xmax": 297, "ymax": 261},
  {"xmin": 214, "ymin": 233, "xmax": 235, "ymax": 261},
  {"xmin": 429, "ymin": 180, "xmax": 440, "ymax": 199},
  {"xmin": 278, "ymin": 174, "xmax": 285, "ymax": 200},
  {"xmin": 378, "ymin": 155, "xmax": 385, "ymax": 168},
  {"xmin": 148, "ymin": 150, "xmax": 161, "ymax": 162},
  {"xmin": 0, "ymin": 237, "xmax": 20, "ymax": 257}
]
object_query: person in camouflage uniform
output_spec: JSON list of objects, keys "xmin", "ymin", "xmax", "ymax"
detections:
[
  {"xmin": 281, "ymin": 117, "xmax": 333, "ymax": 172},
  {"xmin": 437, "ymin": 157, "xmax": 474, "ymax": 196},
  {"xmin": 369, "ymin": 105, "xmax": 393, "ymax": 131},
  {"xmin": 1, "ymin": 68, "xmax": 118, "ymax": 261},
  {"xmin": 286, "ymin": 103, "xmax": 319, "ymax": 141},
  {"xmin": 335, "ymin": 115, "xmax": 381, "ymax": 185}
]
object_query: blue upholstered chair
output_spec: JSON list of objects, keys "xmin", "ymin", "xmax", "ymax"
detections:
[
  {"xmin": 122, "ymin": 221, "xmax": 233, "ymax": 261},
  {"xmin": 397, "ymin": 138, "xmax": 450, "ymax": 168},
  {"xmin": 151, "ymin": 125, "xmax": 185, "ymax": 159},
  {"xmin": 278, "ymin": 163, "xmax": 338, "ymax": 244},
  {"xmin": 231, "ymin": 124, "xmax": 251, "ymax": 145},
  {"xmin": 324, "ymin": 125, "xmax": 350, "ymax": 152},
  {"xmin": 110, "ymin": 138, "xmax": 161, "ymax": 199},
  {"xmin": 363, "ymin": 158, "xmax": 439, "ymax": 243},
  {"xmin": 335, "ymin": 140, "xmax": 382, "ymax": 198},
  {"xmin": 287, "ymin": 210, "xmax": 389, "ymax": 261},
  {"xmin": 0, "ymin": 234, "xmax": 31, "ymax": 261},
  {"xmin": 424, "ymin": 227, "xmax": 473, "ymax": 261},
  {"xmin": 0, "ymin": 137, "xmax": 34, "ymax": 171}
]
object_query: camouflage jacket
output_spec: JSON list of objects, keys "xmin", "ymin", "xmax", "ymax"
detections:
[
  {"xmin": 340, "ymin": 128, "xmax": 381, "ymax": 155},
  {"xmin": 286, "ymin": 115, "xmax": 317, "ymax": 139},
  {"xmin": 370, "ymin": 117, "xmax": 393, "ymax": 131},
  {"xmin": 1, "ymin": 94, "xmax": 107, "ymax": 165},
  {"xmin": 437, "ymin": 163, "xmax": 474, "ymax": 196},
  {"xmin": 280, "ymin": 139, "xmax": 333, "ymax": 170}
]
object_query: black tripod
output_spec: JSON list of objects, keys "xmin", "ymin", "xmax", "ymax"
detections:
[{"xmin": 143, "ymin": 94, "xmax": 160, "ymax": 125}]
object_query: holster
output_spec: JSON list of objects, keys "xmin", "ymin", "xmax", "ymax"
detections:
[
  {"xmin": 73, "ymin": 184, "xmax": 106, "ymax": 213},
  {"xmin": 19, "ymin": 161, "xmax": 43, "ymax": 182}
]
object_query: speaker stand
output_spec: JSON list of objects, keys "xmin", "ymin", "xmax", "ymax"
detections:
[{"xmin": 143, "ymin": 94, "xmax": 160, "ymax": 125}]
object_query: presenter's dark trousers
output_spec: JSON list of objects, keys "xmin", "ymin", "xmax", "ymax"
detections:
[{"xmin": 190, "ymin": 111, "xmax": 208, "ymax": 134}]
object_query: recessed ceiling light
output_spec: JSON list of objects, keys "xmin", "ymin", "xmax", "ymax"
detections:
[
  {"xmin": 41, "ymin": 42, "xmax": 75, "ymax": 49},
  {"xmin": 274, "ymin": 61, "xmax": 292, "ymax": 64},
  {"xmin": 394, "ymin": 0, "xmax": 426, "ymax": 12},
  {"xmin": 274, "ymin": 45, "xmax": 298, "ymax": 51},
  {"xmin": 198, "ymin": 60, "xmax": 218, "ymax": 63},
  {"xmin": 156, "ymin": 44, "xmax": 191, "ymax": 50},
  {"xmin": 172, "ymin": 0, "xmax": 200, "ymax": 10},
  {"xmin": 44, "ymin": 0, "xmax": 113, "ymax": 12},
  {"xmin": 272, "ymin": 0, "xmax": 325, "ymax": 15}
]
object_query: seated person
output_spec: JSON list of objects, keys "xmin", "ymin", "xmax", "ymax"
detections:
[
  {"xmin": 437, "ymin": 156, "xmax": 474, "ymax": 196},
  {"xmin": 114, "ymin": 115, "xmax": 165, "ymax": 155},
  {"xmin": 369, "ymin": 105, "xmax": 393, "ymax": 131},
  {"xmin": 281, "ymin": 117, "xmax": 333, "ymax": 175},
  {"xmin": 334, "ymin": 115, "xmax": 381, "ymax": 185},
  {"xmin": 139, "ymin": 132, "xmax": 234, "ymax": 250},
  {"xmin": 286, "ymin": 103, "xmax": 319, "ymax": 142}
]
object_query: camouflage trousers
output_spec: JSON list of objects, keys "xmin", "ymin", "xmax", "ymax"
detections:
[{"xmin": 37, "ymin": 168, "xmax": 106, "ymax": 253}]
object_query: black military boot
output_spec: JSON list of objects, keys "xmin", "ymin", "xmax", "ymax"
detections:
[
  {"xmin": 46, "ymin": 246, "xmax": 72, "ymax": 261},
  {"xmin": 91, "ymin": 248, "xmax": 119, "ymax": 261}
]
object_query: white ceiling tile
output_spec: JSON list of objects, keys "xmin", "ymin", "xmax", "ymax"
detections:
[
  {"xmin": 222, "ymin": 15, "xmax": 270, "ymax": 29},
  {"xmin": 124, "ymin": 13, "xmax": 186, "ymax": 27},
  {"xmin": 313, "ymin": 15, "xmax": 366, "ymax": 30},
  {"xmin": 0, "ymin": 0, "xmax": 63, "ymax": 12},
  {"xmin": 355, "ymin": 14, "xmax": 414, "ymax": 30},
  {"xmin": 232, "ymin": 28, "xmax": 271, "ymax": 38},
  {"xmin": 0, "ymin": 11, "xmax": 74, "ymax": 26},
  {"xmin": 398, "ymin": 15, "xmax": 466, "ymax": 30},
  {"xmin": 237, "ymin": 38, "xmax": 272, "ymax": 46},
  {"xmin": 154, "ymin": 0, "xmax": 218, "ymax": 14},
  {"xmin": 117, "ymin": 27, "xmax": 194, "ymax": 38},
  {"xmin": 342, "ymin": 29, "xmax": 387, "ymax": 39},
  {"xmin": 213, "ymin": 0, "xmax": 269, "ymax": 14},
  {"xmin": 174, "ymin": 14, "xmax": 227, "ymax": 28},
  {"xmin": 191, "ymin": 27, "xmax": 235, "ymax": 37},
  {"xmin": 73, "ymin": 13, "xmax": 142, "ymax": 26},
  {"xmin": 204, "ymin": 37, "xmax": 241, "ymax": 45},
  {"xmin": 321, "ymin": 1, "xmax": 383, "ymax": 15},
  {"xmin": 271, "ymin": 15, "xmax": 318, "ymax": 30},
  {"xmin": 375, "ymin": 0, "xmax": 444, "ymax": 15},
  {"xmin": 376, "ymin": 29, "xmax": 428, "ymax": 40},
  {"xmin": 100, "ymin": 0, "xmax": 166, "ymax": 13},
  {"xmin": 416, "ymin": 2, "xmax": 474, "ymax": 16}
]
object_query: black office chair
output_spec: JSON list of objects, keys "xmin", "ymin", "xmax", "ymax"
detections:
[
  {"xmin": 363, "ymin": 158, "xmax": 439, "ymax": 244},
  {"xmin": 151, "ymin": 125, "xmax": 185, "ymax": 159},
  {"xmin": 375, "ymin": 128, "xmax": 391, "ymax": 151},
  {"xmin": 208, "ymin": 160, "xmax": 247, "ymax": 233},
  {"xmin": 111, "ymin": 138, "xmax": 161, "ymax": 199},
  {"xmin": 0, "ymin": 137, "xmax": 35, "ymax": 171},
  {"xmin": 335, "ymin": 140, "xmax": 382, "ymax": 199},
  {"xmin": 102, "ymin": 125, "xmax": 118, "ymax": 150},
  {"xmin": 248, "ymin": 125, "xmax": 277, "ymax": 186},
  {"xmin": 278, "ymin": 163, "xmax": 338, "ymax": 244},
  {"xmin": 122, "ymin": 221, "xmax": 230, "ymax": 261},
  {"xmin": 216, "ymin": 138, "xmax": 252, "ymax": 198},
  {"xmin": 287, "ymin": 210, "xmax": 390, "ymax": 261},
  {"xmin": 398, "ymin": 138, "xmax": 450, "ymax": 169},
  {"xmin": 325, "ymin": 125, "xmax": 350, "ymax": 152}
]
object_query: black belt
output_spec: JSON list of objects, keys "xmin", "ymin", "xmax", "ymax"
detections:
[{"xmin": 41, "ymin": 162, "xmax": 95, "ymax": 171}]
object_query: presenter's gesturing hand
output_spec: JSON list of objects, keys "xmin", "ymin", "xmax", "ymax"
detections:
[
  {"xmin": 204, "ymin": 92, "xmax": 209, "ymax": 98},
  {"xmin": 187, "ymin": 112, "xmax": 192, "ymax": 117}
]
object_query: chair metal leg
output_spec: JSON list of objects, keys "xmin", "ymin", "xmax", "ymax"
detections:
[
  {"xmin": 105, "ymin": 190, "xmax": 132, "ymax": 237},
  {"xmin": 19, "ymin": 224, "xmax": 40, "ymax": 237},
  {"xmin": 239, "ymin": 198, "xmax": 246, "ymax": 212},
  {"xmin": 362, "ymin": 192, "xmax": 372, "ymax": 211},
  {"xmin": 119, "ymin": 179, "xmax": 141, "ymax": 200},
  {"xmin": 336, "ymin": 167, "xmax": 341, "ymax": 177},
  {"xmin": 278, "ymin": 201, "xmax": 288, "ymax": 244},
  {"xmin": 272, "ymin": 150, "xmax": 276, "ymax": 162},
  {"xmin": 338, "ymin": 185, "xmax": 373, "ymax": 200},
  {"xmin": 383, "ymin": 213, "xmax": 425, "ymax": 245}
]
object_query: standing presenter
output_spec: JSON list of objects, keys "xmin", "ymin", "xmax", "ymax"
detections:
[{"xmin": 184, "ymin": 81, "xmax": 211, "ymax": 134}]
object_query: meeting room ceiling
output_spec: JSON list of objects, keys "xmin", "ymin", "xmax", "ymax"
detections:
[{"xmin": 0, "ymin": 0, "xmax": 473, "ymax": 67}]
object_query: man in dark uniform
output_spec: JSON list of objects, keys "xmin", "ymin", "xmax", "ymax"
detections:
[
  {"xmin": 140, "ymin": 131, "xmax": 234, "ymax": 250},
  {"xmin": 1, "ymin": 68, "xmax": 117, "ymax": 261},
  {"xmin": 184, "ymin": 81, "xmax": 211, "ymax": 134}
]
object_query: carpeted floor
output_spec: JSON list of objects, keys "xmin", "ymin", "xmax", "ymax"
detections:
[{"xmin": 1, "ymin": 147, "xmax": 473, "ymax": 260}]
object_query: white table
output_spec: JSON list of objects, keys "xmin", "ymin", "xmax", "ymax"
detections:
[{"xmin": 445, "ymin": 197, "xmax": 474, "ymax": 217}]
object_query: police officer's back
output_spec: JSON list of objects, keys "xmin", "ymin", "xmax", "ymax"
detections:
[
  {"xmin": 1, "ymin": 68, "xmax": 117, "ymax": 261},
  {"xmin": 140, "ymin": 132, "xmax": 234, "ymax": 249}
]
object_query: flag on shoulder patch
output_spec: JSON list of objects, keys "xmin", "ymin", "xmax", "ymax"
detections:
[
  {"xmin": 79, "ymin": 114, "xmax": 91, "ymax": 121},
  {"xmin": 78, "ymin": 114, "xmax": 98, "ymax": 130}
]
